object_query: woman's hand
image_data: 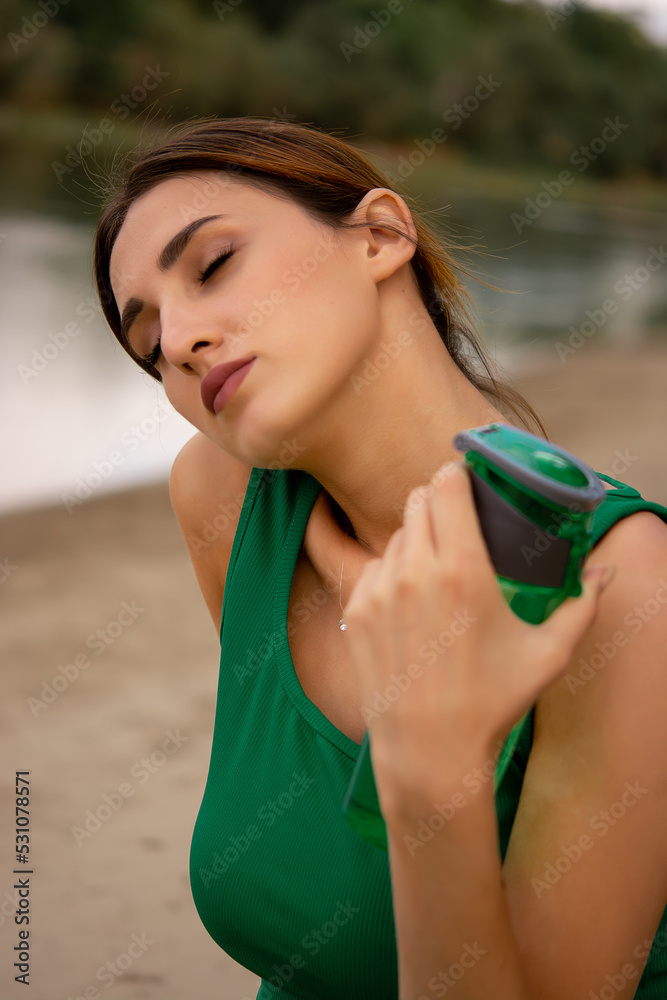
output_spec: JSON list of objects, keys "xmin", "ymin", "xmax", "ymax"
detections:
[{"xmin": 343, "ymin": 459, "xmax": 613, "ymax": 812}]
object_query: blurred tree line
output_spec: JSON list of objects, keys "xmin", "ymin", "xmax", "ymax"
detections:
[{"xmin": 1, "ymin": 0, "xmax": 666, "ymax": 194}]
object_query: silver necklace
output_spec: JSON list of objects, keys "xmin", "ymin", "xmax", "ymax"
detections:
[{"xmin": 338, "ymin": 521, "xmax": 350, "ymax": 631}]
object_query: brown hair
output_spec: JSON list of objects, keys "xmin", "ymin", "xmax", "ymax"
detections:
[{"xmin": 94, "ymin": 116, "xmax": 546, "ymax": 436}]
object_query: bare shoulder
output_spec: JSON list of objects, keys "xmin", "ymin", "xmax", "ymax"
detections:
[
  {"xmin": 169, "ymin": 431, "xmax": 253, "ymax": 526},
  {"xmin": 169, "ymin": 432, "xmax": 253, "ymax": 630},
  {"xmin": 500, "ymin": 507, "xmax": 667, "ymax": 996},
  {"xmin": 531, "ymin": 505, "xmax": 667, "ymax": 747},
  {"xmin": 589, "ymin": 504, "xmax": 667, "ymax": 564}
]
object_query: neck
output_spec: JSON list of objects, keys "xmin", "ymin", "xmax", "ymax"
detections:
[{"xmin": 297, "ymin": 322, "xmax": 508, "ymax": 559}]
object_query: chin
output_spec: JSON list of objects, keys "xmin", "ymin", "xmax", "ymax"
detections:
[{"xmin": 238, "ymin": 386, "xmax": 332, "ymax": 471}]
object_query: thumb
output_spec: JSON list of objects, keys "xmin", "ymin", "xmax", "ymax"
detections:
[
  {"xmin": 581, "ymin": 562, "xmax": 617, "ymax": 597},
  {"xmin": 537, "ymin": 563, "xmax": 616, "ymax": 655}
]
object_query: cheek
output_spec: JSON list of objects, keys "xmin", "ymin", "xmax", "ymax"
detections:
[
  {"xmin": 299, "ymin": 276, "xmax": 379, "ymax": 375},
  {"xmin": 161, "ymin": 371, "xmax": 206, "ymax": 429},
  {"xmin": 281, "ymin": 253, "xmax": 377, "ymax": 350}
]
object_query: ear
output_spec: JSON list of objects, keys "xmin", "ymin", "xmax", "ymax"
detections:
[{"xmin": 348, "ymin": 188, "xmax": 418, "ymax": 283}]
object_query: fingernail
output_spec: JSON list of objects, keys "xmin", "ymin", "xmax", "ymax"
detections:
[
  {"xmin": 432, "ymin": 460, "xmax": 462, "ymax": 486},
  {"xmin": 584, "ymin": 564, "xmax": 616, "ymax": 590},
  {"xmin": 407, "ymin": 484, "xmax": 432, "ymax": 511}
]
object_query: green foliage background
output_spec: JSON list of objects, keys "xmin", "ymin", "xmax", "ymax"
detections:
[{"xmin": 1, "ymin": 0, "xmax": 666, "ymax": 210}]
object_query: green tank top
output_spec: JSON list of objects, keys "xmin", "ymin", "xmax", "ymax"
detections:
[{"xmin": 189, "ymin": 466, "xmax": 667, "ymax": 999}]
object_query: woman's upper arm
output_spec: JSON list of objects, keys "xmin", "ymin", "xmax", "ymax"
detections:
[
  {"xmin": 169, "ymin": 432, "xmax": 252, "ymax": 631},
  {"xmin": 502, "ymin": 510, "xmax": 667, "ymax": 999}
]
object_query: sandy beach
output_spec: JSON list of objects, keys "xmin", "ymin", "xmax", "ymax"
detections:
[{"xmin": 1, "ymin": 341, "xmax": 666, "ymax": 1000}]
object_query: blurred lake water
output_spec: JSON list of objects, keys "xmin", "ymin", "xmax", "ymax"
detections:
[{"xmin": 1, "ymin": 193, "xmax": 666, "ymax": 514}]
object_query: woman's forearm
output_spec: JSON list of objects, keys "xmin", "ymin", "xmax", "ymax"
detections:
[{"xmin": 381, "ymin": 754, "xmax": 533, "ymax": 1000}]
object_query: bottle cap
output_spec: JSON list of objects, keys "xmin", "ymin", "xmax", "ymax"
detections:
[{"xmin": 454, "ymin": 423, "xmax": 606, "ymax": 510}]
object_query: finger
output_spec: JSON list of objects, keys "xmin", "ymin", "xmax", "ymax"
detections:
[
  {"xmin": 429, "ymin": 460, "xmax": 494, "ymax": 572},
  {"xmin": 402, "ymin": 483, "xmax": 437, "ymax": 554},
  {"xmin": 364, "ymin": 526, "xmax": 408, "ymax": 604},
  {"xmin": 535, "ymin": 563, "xmax": 616, "ymax": 670},
  {"xmin": 383, "ymin": 523, "xmax": 407, "ymax": 559},
  {"xmin": 343, "ymin": 556, "xmax": 383, "ymax": 618}
]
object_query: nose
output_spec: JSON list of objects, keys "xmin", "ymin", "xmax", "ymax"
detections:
[{"xmin": 158, "ymin": 298, "xmax": 225, "ymax": 373}]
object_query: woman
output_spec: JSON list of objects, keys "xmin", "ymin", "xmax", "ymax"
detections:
[{"xmin": 94, "ymin": 117, "xmax": 667, "ymax": 999}]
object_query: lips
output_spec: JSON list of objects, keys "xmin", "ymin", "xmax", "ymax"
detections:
[{"xmin": 201, "ymin": 357, "xmax": 256, "ymax": 414}]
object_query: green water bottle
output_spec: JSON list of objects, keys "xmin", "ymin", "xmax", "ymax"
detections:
[{"xmin": 342, "ymin": 422, "xmax": 607, "ymax": 851}]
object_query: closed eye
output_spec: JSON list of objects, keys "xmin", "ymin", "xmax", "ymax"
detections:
[
  {"xmin": 197, "ymin": 247, "xmax": 234, "ymax": 284},
  {"xmin": 139, "ymin": 247, "xmax": 235, "ymax": 368},
  {"xmin": 140, "ymin": 341, "xmax": 162, "ymax": 368}
]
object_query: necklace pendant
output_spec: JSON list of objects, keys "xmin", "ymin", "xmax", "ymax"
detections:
[{"xmin": 338, "ymin": 618, "xmax": 347, "ymax": 632}]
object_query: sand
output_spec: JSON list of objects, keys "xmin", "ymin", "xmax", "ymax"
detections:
[{"xmin": 1, "ymin": 342, "xmax": 665, "ymax": 999}]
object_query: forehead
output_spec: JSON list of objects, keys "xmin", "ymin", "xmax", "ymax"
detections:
[{"xmin": 109, "ymin": 172, "xmax": 297, "ymax": 287}]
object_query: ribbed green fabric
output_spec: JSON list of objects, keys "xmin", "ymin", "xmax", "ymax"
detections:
[{"xmin": 189, "ymin": 466, "xmax": 667, "ymax": 999}]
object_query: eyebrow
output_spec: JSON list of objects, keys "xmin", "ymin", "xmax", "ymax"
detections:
[
  {"xmin": 118, "ymin": 214, "xmax": 227, "ymax": 349},
  {"xmin": 157, "ymin": 214, "xmax": 226, "ymax": 272}
]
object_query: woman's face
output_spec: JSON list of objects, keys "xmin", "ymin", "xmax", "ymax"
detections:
[{"xmin": 109, "ymin": 171, "xmax": 390, "ymax": 467}]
